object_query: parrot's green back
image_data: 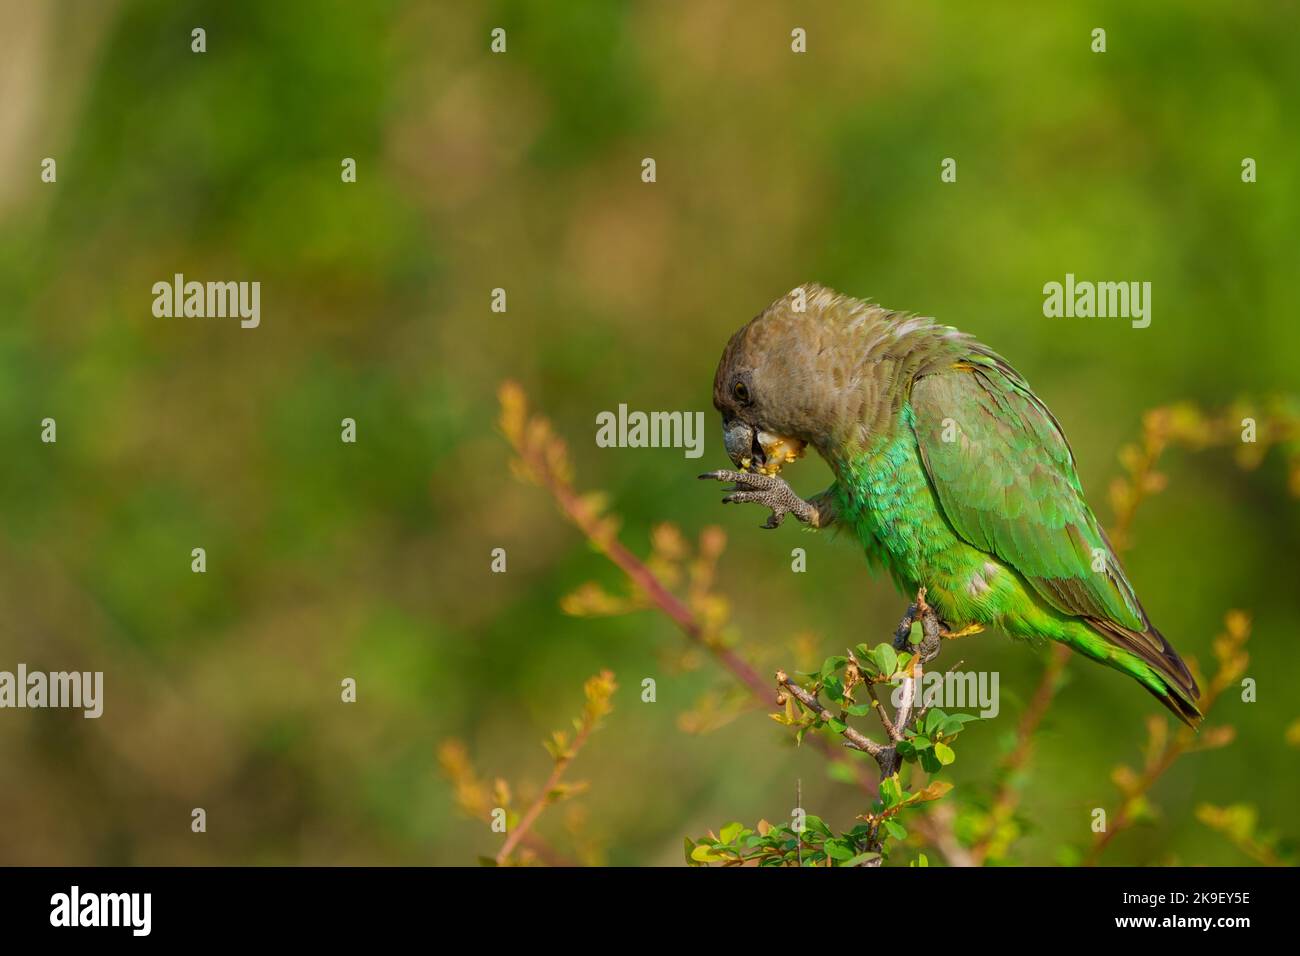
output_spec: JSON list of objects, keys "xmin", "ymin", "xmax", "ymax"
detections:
[{"xmin": 725, "ymin": 285, "xmax": 1202, "ymax": 726}]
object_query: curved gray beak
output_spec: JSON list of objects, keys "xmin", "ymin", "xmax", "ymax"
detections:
[
  {"xmin": 723, "ymin": 419, "xmax": 757, "ymax": 470},
  {"xmin": 722, "ymin": 418, "xmax": 808, "ymax": 475}
]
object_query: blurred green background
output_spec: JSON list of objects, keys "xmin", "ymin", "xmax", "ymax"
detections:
[{"xmin": 0, "ymin": 0, "xmax": 1296, "ymax": 865}]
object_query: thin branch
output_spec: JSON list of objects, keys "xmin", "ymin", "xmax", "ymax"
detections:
[
  {"xmin": 495, "ymin": 722, "xmax": 596, "ymax": 865},
  {"xmin": 894, "ymin": 588, "xmax": 943, "ymax": 734},
  {"xmin": 438, "ymin": 741, "xmax": 577, "ymax": 866},
  {"xmin": 1081, "ymin": 736, "xmax": 1182, "ymax": 867},
  {"xmin": 1081, "ymin": 613, "xmax": 1249, "ymax": 866},
  {"xmin": 502, "ymin": 383, "xmax": 769, "ymax": 702},
  {"xmin": 865, "ymin": 682, "xmax": 901, "ymax": 743},
  {"xmin": 968, "ymin": 642, "xmax": 1070, "ymax": 865},
  {"xmin": 777, "ymin": 670, "xmax": 885, "ymax": 759},
  {"xmin": 1108, "ymin": 400, "xmax": 1300, "ymax": 551},
  {"xmin": 495, "ymin": 670, "xmax": 616, "ymax": 865},
  {"xmin": 776, "ymin": 589, "xmax": 947, "ymax": 866}
]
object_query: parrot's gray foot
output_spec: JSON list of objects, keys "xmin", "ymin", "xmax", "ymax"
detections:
[
  {"xmin": 891, "ymin": 588, "xmax": 945, "ymax": 664},
  {"xmin": 698, "ymin": 470, "xmax": 820, "ymax": 529}
]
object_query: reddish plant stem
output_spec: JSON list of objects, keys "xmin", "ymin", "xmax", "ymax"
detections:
[
  {"xmin": 496, "ymin": 720, "xmax": 596, "ymax": 865},
  {"xmin": 968, "ymin": 642, "xmax": 1070, "ymax": 864},
  {"xmin": 777, "ymin": 671, "xmax": 886, "ymax": 759},
  {"xmin": 551, "ymin": 468, "xmax": 890, "ymax": 795},
  {"xmin": 1080, "ymin": 742, "xmax": 1183, "ymax": 867},
  {"xmin": 547, "ymin": 475, "xmax": 773, "ymax": 702}
]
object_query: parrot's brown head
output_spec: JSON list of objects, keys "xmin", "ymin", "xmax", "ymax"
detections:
[
  {"xmin": 713, "ymin": 284, "xmax": 974, "ymax": 474},
  {"xmin": 712, "ymin": 283, "xmax": 876, "ymax": 475}
]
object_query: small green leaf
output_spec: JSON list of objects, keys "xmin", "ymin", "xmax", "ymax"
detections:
[
  {"xmin": 940, "ymin": 713, "xmax": 980, "ymax": 736},
  {"xmin": 880, "ymin": 773, "xmax": 904, "ymax": 808},
  {"xmin": 908, "ymin": 621, "xmax": 924, "ymax": 645},
  {"xmin": 844, "ymin": 851, "xmax": 882, "ymax": 867},
  {"xmin": 884, "ymin": 820, "xmax": 908, "ymax": 840},
  {"xmin": 824, "ymin": 840, "xmax": 856, "ymax": 861},
  {"xmin": 804, "ymin": 815, "xmax": 833, "ymax": 837},
  {"xmin": 934, "ymin": 742, "xmax": 956, "ymax": 766},
  {"xmin": 719, "ymin": 821, "xmax": 745, "ymax": 844},
  {"xmin": 823, "ymin": 676, "xmax": 845, "ymax": 701},
  {"xmin": 820, "ymin": 655, "xmax": 848, "ymax": 678},
  {"xmin": 691, "ymin": 844, "xmax": 722, "ymax": 863},
  {"xmin": 924, "ymin": 708, "xmax": 948, "ymax": 735},
  {"xmin": 872, "ymin": 644, "xmax": 898, "ymax": 676}
]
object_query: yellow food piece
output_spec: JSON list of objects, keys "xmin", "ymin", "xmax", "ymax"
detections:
[{"xmin": 755, "ymin": 433, "xmax": 806, "ymax": 475}]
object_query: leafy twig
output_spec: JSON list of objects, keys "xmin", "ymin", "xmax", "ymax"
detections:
[
  {"xmin": 776, "ymin": 669, "xmax": 887, "ymax": 759},
  {"xmin": 1196, "ymin": 803, "xmax": 1293, "ymax": 866},
  {"xmin": 1109, "ymin": 399, "xmax": 1300, "ymax": 551},
  {"xmin": 501, "ymin": 383, "xmax": 768, "ymax": 698},
  {"xmin": 437, "ymin": 741, "xmax": 573, "ymax": 866},
  {"xmin": 439, "ymin": 670, "xmax": 616, "ymax": 866},
  {"xmin": 755, "ymin": 591, "xmax": 973, "ymax": 866},
  {"xmin": 967, "ymin": 643, "xmax": 1070, "ymax": 865},
  {"xmin": 1082, "ymin": 613, "xmax": 1249, "ymax": 866},
  {"xmin": 494, "ymin": 670, "xmax": 617, "ymax": 865}
]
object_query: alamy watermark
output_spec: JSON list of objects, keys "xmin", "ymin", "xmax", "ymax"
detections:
[
  {"xmin": 152, "ymin": 273, "xmax": 260, "ymax": 329},
  {"xmin": 50, "ymin": 886, "xmax": 150, "ymax": 936},
  {"xmin": 1043, "ymin": 273, "xmax": 1151, "ymax": 328},
  {"xmin": 595, "ymin": 404, "xmax": 705, "ymax": 459},
  {"xmin": 0, "ymin": 664, "xmax": 103, "ymax": 718},
  {"xmin": 891, "ymin": 669, "xmax": 999, "ymax": 719}
]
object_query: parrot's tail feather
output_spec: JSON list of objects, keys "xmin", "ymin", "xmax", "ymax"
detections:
[
  {"xmin": 1148, "ymin": 677, "xmax": 1205, "ymax": 729},
  {"xmin": 1086, "ymin": 617, "xmax": 1203, "ymax": 729}
]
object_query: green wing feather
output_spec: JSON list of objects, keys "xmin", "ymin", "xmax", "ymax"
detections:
[
  {"xmin": 908, "ymin": 350, "xmax": 1200, "ymax": 723},
  {"xmin": 909, "ymin": 353, "xmax": 1144, "ymax": 629}
]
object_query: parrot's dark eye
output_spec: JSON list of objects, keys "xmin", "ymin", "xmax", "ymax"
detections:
[{"xmin": 732, "ymin": 380, "xmax": 751, "ymax": 404}]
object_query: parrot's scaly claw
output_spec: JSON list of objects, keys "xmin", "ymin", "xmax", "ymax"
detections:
[
  {"xmin": 698, "ymin": 470, "xmax": 819, "ymax": 529},
  {"xmin": 940, "ymin": 623, "xmax": 985, "ymax": 640}
]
